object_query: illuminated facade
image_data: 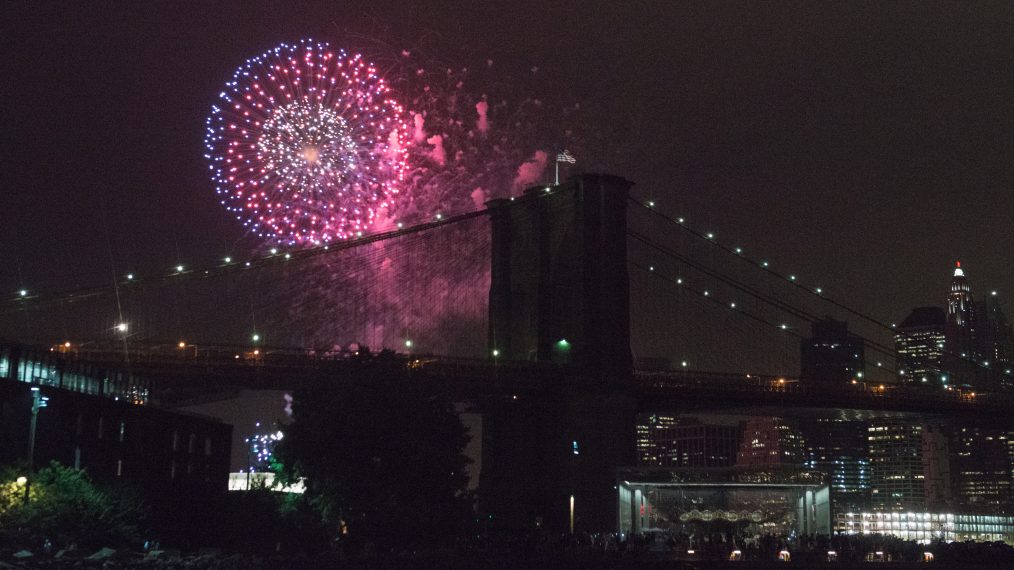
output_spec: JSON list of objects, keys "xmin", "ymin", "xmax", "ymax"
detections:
[
  {"xmin": 868, "ymin": 420, "xmax": 925, "ymax": 511},
  {"xmin": 836, "ymin": 512, "xmax": 1014, "ymax": 543},
  {"xmin": 895, "ymin": 307, "xmax": 948, "ymax": 386},
  {"xmin": 636, "ymin": 414, "xmax": 680, "ymax": 465},
  {"xmin": 954, "ymin": 427, "xmax": 1012, "ymax": 514},
  {"xmin": 867, "ymin": 419, "xmax": 951, "ymax": 512},
  {"xmin": 801, "ymin": 418, "xmax": 870, "ymax": 513},
  {"xmin": 737, "ymin": 417, "xmax": 805, "ymax": 467}
]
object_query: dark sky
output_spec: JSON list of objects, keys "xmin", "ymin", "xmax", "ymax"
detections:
[{"xmin": 3, "ymin": 1, "xmax": 1014, "ymax": 374}]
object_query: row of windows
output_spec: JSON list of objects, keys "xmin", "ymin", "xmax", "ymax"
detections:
[
  {"xmin": 74, "ymin": 414, "xmax": 215, "ymax": 457},
  {"xmin": 2, "ymin": 351, "xmax": 150, "ymax": 404}
]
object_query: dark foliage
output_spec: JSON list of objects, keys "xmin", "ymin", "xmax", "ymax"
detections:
[{"xmin": 276, "ymin": 363, "xmax": 474, "ymax": 549}]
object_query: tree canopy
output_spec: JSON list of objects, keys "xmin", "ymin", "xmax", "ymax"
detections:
[{"xmin": 276, "ymin": 365, "xmax": 473, "ymax": 548}]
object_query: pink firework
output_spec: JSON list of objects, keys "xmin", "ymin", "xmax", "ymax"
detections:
[{"xmin": 205, "ymin": 40, "xmax": 408, "ymax": 245}]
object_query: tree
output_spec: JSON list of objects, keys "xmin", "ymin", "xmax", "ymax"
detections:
[
  {"xmin": 276, "ymin": 363, "xmax": 473, "ymax": 550},
  {"xmin": 0, "ymin": 462, "xmax": 142, "ymax": 550}
]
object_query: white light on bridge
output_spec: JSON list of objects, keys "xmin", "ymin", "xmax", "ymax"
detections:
[
  {"xmin": 706, "ymin": 232, "xmax": 715, "ymax": 239},
  {"xmin": 115, "ymin": 323, "xmax": 128, "ymax": 333},
  {"xmin": 780, "ymin": 324, "xmax": 788, "ymax": 330},
  {"xmin": 252, "ymin": 333, "xmax": 261, "ymax": 342},
  {"xmin": 491, "ymin": 349, "xmax": 500, "ymax": 357},
  {"xmin": 405, "ymin": 339, "xmax": 413, "ymax": 348},
  {"xmin": 681, "ymin": 361, "xmax": 688, "ymax": 368},
  {"xmin": 224, "ymin": 257, "xmax": 232, "ymax": 263},
  {"xmin": 19, "ymin": 289, "xmax": 27, "ymax": 297},
  {"xmin": 735, "ymin": 247, "xmax": 742, "ymax": 254},
  {"xmin": 176, "ymin": 265, "xmax": 184, "ymax": 273},
  {"xmin": 647, "ymin": 200, "xmax": 655, "ymax": 207},
  {"xmin": 126, "ymin": 274, "xmax": 134, "ymax": 280}
]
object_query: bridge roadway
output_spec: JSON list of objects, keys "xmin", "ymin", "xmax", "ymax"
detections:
[{"xmin": 8, "ymin": 340, "xmax": 1009, "ymax": 419}]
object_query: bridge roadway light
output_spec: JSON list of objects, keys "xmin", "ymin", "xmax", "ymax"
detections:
[
  {"xmin": 491, "ymin": 349, "xmax": 500, "ymax": 358},
  {"xmin": 251, "ymin": 333, "xmax": 260, "ymax": 343},
  {"xmin": 126, "ymin": 274, "xmax": 134, "ymax": 280},
  {"xmin": 404, "ymin": 339, "xmax": 413, "ymax": 349},
  {"xmin": 224, "ymin": 256, "xmax": 232, "ymax": 263},
  {"xmin": 176, "ymin": 265, "xmax": 184, "ymax": 273},
  {"xmin": 115, "ymin": 323, "xmax": 128, "ymax": 333},
  {"xmin": 19, "ymin": 289, "xmax": 27, "ymax": 297},
  {"xmin": 681, "ymin": 361, "xmax": 688, "ymax": 368}
]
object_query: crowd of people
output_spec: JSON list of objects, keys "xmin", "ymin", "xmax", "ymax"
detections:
[{"xmin": 459, "ymin": 528, "xmax": 1014, "ymax": 564}]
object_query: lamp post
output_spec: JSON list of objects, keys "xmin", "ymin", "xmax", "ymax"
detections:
[{"xmin": 25, "ymin": 386, "xmax": 48, "ymax": 503}]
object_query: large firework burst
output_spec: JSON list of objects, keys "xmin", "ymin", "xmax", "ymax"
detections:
[{"xmin": 204, "ymin": 39, "xmax": 408, "ymax": 245}]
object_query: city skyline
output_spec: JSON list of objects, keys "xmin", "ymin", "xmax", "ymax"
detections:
[{"xmin": 4, "ymin": 2, "xmax": 1014, "ymax": 376}]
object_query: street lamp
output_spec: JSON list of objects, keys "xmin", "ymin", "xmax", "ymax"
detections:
[{"xmin": 24, "ymin": 387, "xmax": 48, "ymax": 503}]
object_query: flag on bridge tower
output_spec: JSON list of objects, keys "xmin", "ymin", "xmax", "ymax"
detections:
[{"xmin": 555, "ymin": 149, "xmax": 576, "ymax": 184}]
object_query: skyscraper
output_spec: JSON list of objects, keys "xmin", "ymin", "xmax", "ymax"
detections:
[
  {"xmin": 800, "ymin": 418, "xmax": 870, "ymax": 513},
  {"xmin": 636, "ymin": 415, "xmax": 740, "ymax": 467},
  {"xmin": 636, "ymin": 414, "xmax": 680, "ymax": 465},
  {"xmin": 896, "ymin": 307, "xmax": 948, "ymax": 387},
  {"xmin": 868, "ymin": 418, "xmax": 952, "ymax": 512},
  {"xmin": 946, "ymin": 262, "xmax": 977, "ymax": 379},
  {"xmin": 973, "ymin": 294, "xmax": 1014, "ymax": 389},
  {"xmin": 800, "ymin": 317, "xmax": 865, "ymax": 385},
  {"xmin": 954, "ymin": 427, "xmax": 1012, "ymax": 515}
]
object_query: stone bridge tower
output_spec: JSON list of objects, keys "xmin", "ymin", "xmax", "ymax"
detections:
[{"xmin": 481, "ymin": 174, "xmax": 636, "ymax": 533}]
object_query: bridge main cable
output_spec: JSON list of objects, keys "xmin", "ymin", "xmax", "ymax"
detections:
[
  {"xmin": 2, "ymin": 208, "xmax": 491, "ymax": 314},
  {"xmin": 628, "ymin": 194, "xmax": 1008, "ymax": 381}
]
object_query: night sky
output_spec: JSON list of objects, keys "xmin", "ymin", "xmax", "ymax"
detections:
[{"xmin": 3, "ymin": 1, "xmax": 1014, "ymax": 375}]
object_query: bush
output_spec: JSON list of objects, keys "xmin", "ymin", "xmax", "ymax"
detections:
[{"xmin": 0, "ymin": 462, "xmax": 143, "ymax": 551}]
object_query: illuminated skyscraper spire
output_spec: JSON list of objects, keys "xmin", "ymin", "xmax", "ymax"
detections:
[
  {"xmin": 948, "ymin": 261, "xmax": 973, "ymax": 327},
  {"xmin": 945, "ymin": 261, "xmax": 978, "ymax": 375}
]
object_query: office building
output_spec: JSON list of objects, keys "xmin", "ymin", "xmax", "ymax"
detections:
[{"xmin": 800, "ymin": 318, "xmax": 865, "ymax": 385}]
